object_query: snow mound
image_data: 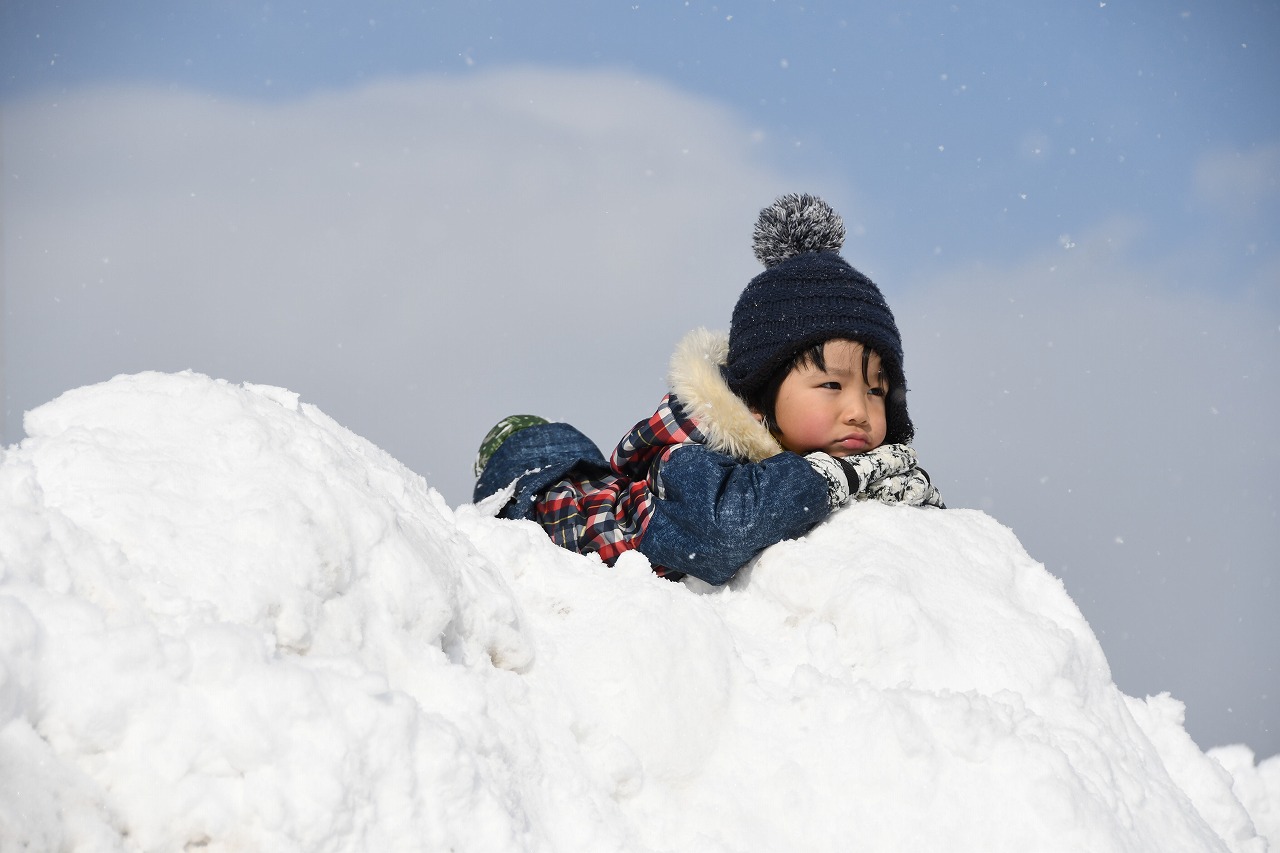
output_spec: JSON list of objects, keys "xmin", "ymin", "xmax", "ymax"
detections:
[{"xmin": 0, "ymin": 372, "xmax": 1274, "ymax": 852}]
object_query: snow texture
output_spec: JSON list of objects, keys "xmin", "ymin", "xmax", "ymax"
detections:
[{"xmin": 0, "ymin": 372, "xmax": 1275, "ymax": 852}]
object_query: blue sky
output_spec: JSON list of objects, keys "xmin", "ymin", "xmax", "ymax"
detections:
[
  {"xmin": 3, "ymin": 1, "xmax": 1278, "ymax": 756},
  {"xmin": 5, "ymin": 1, "xmax": 1278, "ymax": 289}
]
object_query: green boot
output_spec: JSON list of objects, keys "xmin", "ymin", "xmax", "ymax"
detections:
[{"xmin": 474, "ymin": 414, "xmax": 550, "ymax": 479}]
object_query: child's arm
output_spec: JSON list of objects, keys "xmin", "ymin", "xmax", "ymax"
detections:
[
  {"xmin": 636, "ymin": 445, "xmax": 839, "ymax": 585},
  {"xmin": 639, "ymin": 443, "xmax": 935, "ymax": 584}
]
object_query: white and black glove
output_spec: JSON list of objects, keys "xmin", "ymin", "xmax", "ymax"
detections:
[
  {"xmin": 866, "ymin": 466, "xmax": 946, "ymax": 508},
  {"xmin": 805, "ymin": 444, "xmax": 918, "ymax": 509}
]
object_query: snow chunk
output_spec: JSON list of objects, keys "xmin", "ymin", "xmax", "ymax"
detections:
[{"xmin": 0, "ymin": 372, "xmax": 1273, "ymax": 852}]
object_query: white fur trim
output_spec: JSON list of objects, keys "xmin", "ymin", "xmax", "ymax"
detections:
[{"xmin": 667, "ymin": 328, "xmax": 785, "ymax": 463}]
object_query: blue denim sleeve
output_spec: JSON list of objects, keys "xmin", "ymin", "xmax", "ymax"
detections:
[
  {"xmin": 637, "ymin": 445, "xmax": 833, "ymax": 586},
  {"xmin": 473, "ymin": 422, "xmax": 609, "ymax": 518}
]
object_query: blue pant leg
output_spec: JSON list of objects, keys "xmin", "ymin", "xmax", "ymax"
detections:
[{"xmin": 473, "ymin": 422, "xmax": 609, "ymax": 519}]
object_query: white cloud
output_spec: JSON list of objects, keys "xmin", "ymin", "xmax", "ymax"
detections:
[{"xmin": 3, "ymin": 69, "xmax": 810, "ymax": 499}]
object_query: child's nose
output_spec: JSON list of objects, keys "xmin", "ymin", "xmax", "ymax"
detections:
[{"xmin": 842, "ymin": 395, "xmax": 868, "ymax": 424}]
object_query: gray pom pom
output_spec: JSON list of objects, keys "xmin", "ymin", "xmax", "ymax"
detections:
[{"xmin": 752, "ymin": 192, "xmax": 846, "ymax": 268}]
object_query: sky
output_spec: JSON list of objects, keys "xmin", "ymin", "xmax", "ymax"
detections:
[{"xmin": 2, "ymin": 1, "xmax": 1278, "ymax": 755}]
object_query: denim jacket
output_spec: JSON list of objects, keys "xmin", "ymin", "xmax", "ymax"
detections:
[{"xmin": 473, "ymin": 328, "xmax": 837, "ymax": 585}]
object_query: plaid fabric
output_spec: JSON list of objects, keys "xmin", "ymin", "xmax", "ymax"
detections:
[{"xmin": 535, "ymin": 394, "xmax": 704, "ymax": 570}]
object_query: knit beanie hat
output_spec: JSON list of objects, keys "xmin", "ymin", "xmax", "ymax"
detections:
[{"xmin": 724, "ymin": 192, "xmax": 914, "ymax": 444}]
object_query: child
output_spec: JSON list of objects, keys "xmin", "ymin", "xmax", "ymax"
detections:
[{"xmin": 473, "ymin": 193, "xmax": 943, "ymax": 585}]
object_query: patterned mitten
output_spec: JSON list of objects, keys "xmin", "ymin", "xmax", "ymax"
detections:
[
  {"xmin": 805, "ymin": 444, "xmax": 918, "ymax": 508},
  {"xmin": 867, "ymin": 466, "xmax": 946, "ymax": 508}
]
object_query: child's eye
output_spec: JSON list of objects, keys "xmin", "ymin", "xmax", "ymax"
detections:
[
  {"xmin": 819, "ymin": 381, "xmax": 842, "ymax": 390},
  {"xmin": 868, "ymin": 387, "xmax": 886, "ymax": 397}
]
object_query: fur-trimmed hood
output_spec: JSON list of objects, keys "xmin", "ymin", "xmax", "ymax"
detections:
[{"xmin": 667, "ymin": 328, "xmax": 785, "ymax": 464}]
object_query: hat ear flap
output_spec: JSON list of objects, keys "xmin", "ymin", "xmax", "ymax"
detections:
[{"xmin": 884, "ymin": 384, "xmax": 915, "ymax": 445}]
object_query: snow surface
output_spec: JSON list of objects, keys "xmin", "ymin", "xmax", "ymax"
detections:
[{"xmin": 0, "ymin": 371, "xmax": 1275, "ymax": 852}]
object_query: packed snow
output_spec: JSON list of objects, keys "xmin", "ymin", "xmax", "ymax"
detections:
[{"xmin": 0, "ymin": 371, "xmax": 1275, "ymax": 852}]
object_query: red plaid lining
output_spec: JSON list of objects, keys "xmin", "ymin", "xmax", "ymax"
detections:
[
  {"xmin": 610, "ymin": 394, "xmax": 703, "ymax": 477},
  {"xmin": 534, "ymin": 395, "xmax": 703, "ymax": 568}
]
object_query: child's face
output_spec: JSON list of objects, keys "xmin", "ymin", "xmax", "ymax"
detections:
[{"xmin": 768, "ymin": 339, "xmax": 889, "ymax": 457}]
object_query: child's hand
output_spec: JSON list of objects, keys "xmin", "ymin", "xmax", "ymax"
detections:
[
  {"xmin": 839, "ymin": 444, "xmax": 918, "ymax": 495},
  {"xmin": 867, "ymin": 466, "xmax": 945, "ymax": 508},
  {"xmin": 805, "ymin": 444, "xmax": 918, "ymax": 508}
]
